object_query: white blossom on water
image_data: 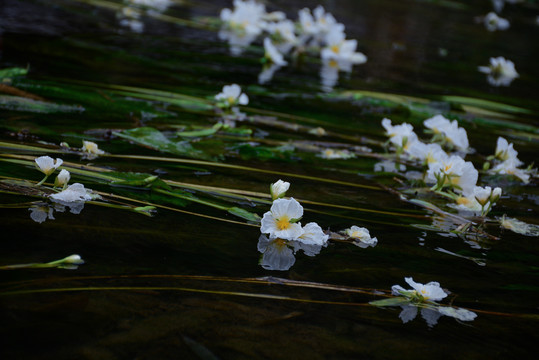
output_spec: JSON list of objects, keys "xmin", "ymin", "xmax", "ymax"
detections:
[
  {"xmin": 392, "ymin": 277, "xmax": 448, "ymax": 302},
  {"xmin": 483, "ymin": 12, "xmax": 510, "ymax": 31},
  {"xmin": 381, "ymin": 118, "xmax": 418, "ymax": 152},
  {"xmin": 260, "ymin": 198, "xmax": 304, "ymax": 240},
  {"xmin": 423, "ymin": 115, "xmax": 469, "ymax": 152},
  {"xmin": 343, "ymin": 226, "xmax": 378, "ymax": 248},
  {"xmin": 426, "ymin": 155, "xmax": 478, "ymax": 195},
  {"xmin": 478, "ymin": 56, "xmax": 519, "ymax": 87},
  {"xmin": 215, "ymin": 84, "xmax": 249, "ymax": 107}
]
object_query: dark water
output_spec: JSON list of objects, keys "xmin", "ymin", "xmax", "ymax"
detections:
[{"xmin": 1, "ymin": 0, "xmax": 538, "ymax": 359}]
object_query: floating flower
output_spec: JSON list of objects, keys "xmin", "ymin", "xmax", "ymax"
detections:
[
  {"xmin": 82, "ymin": 140, "xmax": 105, "ymax": 156},
  {"xmin": 392, "ymin": 277, "xmax": 448, "ymax": 302},
  {"xmin": 220, "ymin": 0, "xmax": 266, "ymax": 38},
  {"xmin": 263, "ymin": 37, "xmax": 287, "ymax": 66},
  {"xmin": 318, "ymin": 148, "xmax": 356, "ymax": 160},
  {"xmin": 423, "ymin": 115, "xmax": 469, "ymax": 152},
  {"xmin": 54, "ymin": 169, "xmax": 70, "ymax": 188},
  {"xmin": 35, "ymin": 156, "xmax": 63, "ymax": 176},
  {"xmin": 483, "ymin": 12, "xmax": 510, "ymax": 31},
  {"xmin": 381, "ymin": 118, "xmax": 418, "ymax": 152},
  {"xmin": 491, "ymin": 158, "xmax": 531, "ymax": 183},
  {"xmin": 298, "ymin": 222, "xmax": 329, "ymax": 246},
  {"xmin": 494, "ymin": 137, "xmax": 522, "ymax": 165},
  {"xmin": 407, "ymin": 141, "xmax": 447, "ymax": 165},
  {"xmin": 373, "ymin": 160, "xmax": 406, "ymax": 173},
  {"xmin": 270, "ymin": 179, "xmax": 290, "ymax": 200},
  {"xmin": 50, "ymin": 183, "xmax": 96, "ymax": 203},
  {"xmin": 343, "ymin": 225, "xmax": 378, "ymax": 248},
  {"xmin": 321, "ymin": 27, "xmax": 367, "ymax": 66},
  {"xmin": 478, "ymin": 56, "xmax": 519, "ymax": 87},
  {"xmin": 260, "ymin": 198, "xmax": 304, "ymax": 240},
  {"xmin": 265, "ymin": 19, "xmax": 297, "ymax": 54},
  {"xmin": 215, "ymin": 84, "xmax": 249, "ymax": 107},
  {"xmin": 117, "ymin": 6, "xmax": 144, "ymax": 33},
  {"xmin": 426, "ymin": 155, "xmax": 478, "ymax": 195}
]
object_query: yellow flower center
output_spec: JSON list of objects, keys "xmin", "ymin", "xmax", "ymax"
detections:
[
  {"xmin": 276, "ymin": 217, "xmax": 291, "ymax": 230},
  {"xmin": 331, "ymin": 44, "xmax": 340, "ymax": 54},
  {"xmin": 329, "ymin": 59, "xmax": 338, "ymax": 68},
  {"xmin": 457, "ymin": 197, "xmax": 470, "ymax": 205},
  {"xmin": 227, "ymin": 96, "xmax": 236, "ymax": 105}
]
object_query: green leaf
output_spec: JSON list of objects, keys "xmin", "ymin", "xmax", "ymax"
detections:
[
  {"xmin": 369, "ymin": 297, "xmax": 411, "ymax": 307},
  {"xmin": 227, "ymin": 207, "xmax": 261, "ymax": 223},
  {"xmin": 113, "ymin": 127, "xmax": 214, "ymax": 160},
  {"xmin": 0, "ymin": 67, "xmax": 28, "ymax": 80},
  {"xmin": 0, "ymin": 95, "xmax": 84, "ymax": 113}
]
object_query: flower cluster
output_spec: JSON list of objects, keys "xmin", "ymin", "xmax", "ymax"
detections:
[
  {"xmin": 219, "ymin": 1, "xmax": 367, "ymax": 89},
  {"xmin": 258, "ymin": 180, "xmax": 329, "ymax": 269},
  {"xmin": 380, "ymin": 116, "xmax": 513, "ymax": 217},
  {"xmin": 33, "ymin": 156, "xmax": 100, "ymax": 217}
]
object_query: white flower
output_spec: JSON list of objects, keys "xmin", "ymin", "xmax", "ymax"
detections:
[
  {"xmin": 298, "ymin": 222, "xmax": 329, "ymax": 246},
  {"xmin": 220, "ymin": 0, "xmax": 266, "ymax": 37},
  {"xmin": 423, "ymin": 115, "xmax": 469, "ymax": 151},
  {"xmin": 381, "ymin": 118, "xmax": 418, "ymax": 151},
  {"xmin": 478, "ymin": 56, "xmax": 519, "ymax": 87},
  {"xmin": 215, "ymin": 84, "xmax": 249, "ymax": 107},
  {"xmin": 54, "ymin": 169, "xmax": 70, "ymax": 187},
  {"xmin": 343, "ymin": 226, "xmax": 378, "ymax": 248},
  {"xmin": 321, "ymin": 27, "xmax": 367, "ymax": 65},
  {"xmin": 437, "ymin": 306, "xmax": 477, "ymax": 321},
  {"xmin": 62, "ymin": 254, "xmax": 85, "ymax": 265},
  {"xmin": 50, "ymin": 183, "xmax": 95, "ymax": 203},
  {"xmin": 82, "ymin": 140, "xmax": 105, "ymax": 155},
  {"xmin": 374, "ymin": 160, "xmax": 406, "ymax": 173},
  {"xmin": 263, "ymin": 38, "xmax": 287, "ymax": 66},
  {"xmin": 494, "ymin": 137, "xmax": 522, "ymax": 165},
  {"xmin": 407, "ymin": 141, "xmax": 447, "ymax": 165},
  {"xmin": 298, "ymin": 8, "xmax": 318, "ymax": 36},
  {"xmin": 491, "ymin": 158, "xmax": 531, "ymax": 183},
  {"xmin": 35, "ymin": 156, "xmax": 63, "ymax": 176},
  {"xmin": 392, "ymin": 277, "xmax": 448, "ymax": 302},
  {"xmin": 265, "ymin": 20, "xmax": 297, "ymax": 54},
  {"xmin": 426, "ymin": 155, "xmax": 478, "ymax": 195},
  {"xmin": 270, "ymin": 179, "xmax": 290, "ymax": 200},
  {"xmin": 484, "ymin": 12, "xmax": 510, "ymax": 31},
  {"xmin": 260, "ymin": 198, "xmax": 304, "ymax": 240},
  {"xmin": 313, "ymin": 5, "xmax": 339, "ymax": 36},
  {"xmin": 318, "ymin": 148, "xmax": 356, "ymax": 160},
  {"xmin": 473, "ymin": 186, "xmax": 494, "ymax": 206}
]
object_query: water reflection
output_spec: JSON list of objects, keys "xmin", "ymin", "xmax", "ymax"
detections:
[
  {"xmin": 398, "ymin": 305, "xmax": 441, "ymax": 328},
  {"xmin": 28, "ymin": 200, "xmax": 86, "ymax": 224},
  {"xmin": 257, "ymin": 235, "xmax": 326, "ymax": 271}
]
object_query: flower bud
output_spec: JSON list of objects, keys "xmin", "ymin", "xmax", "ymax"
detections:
[
  {"xmin": 54, "ymin": 169, "xmax": 71, "ymax": 187},
  {"xmin": 270, "ymin": 179, "xmax": 290, "ymax": 200}
]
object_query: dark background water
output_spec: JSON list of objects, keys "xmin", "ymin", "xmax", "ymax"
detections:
[{"xmin": 1, "ymin": 0, "xmax": 538, "ymax": 359}]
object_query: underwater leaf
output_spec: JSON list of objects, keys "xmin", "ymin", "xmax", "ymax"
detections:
[
  {"xmin": 113, "ymin": 127, "xmax": 214, "ymax": 160},
  {"xmin": 0, "ymin": 67, "xmax": 28, "ymax": 80},
  {"xmin": 0, "ymin": 95, "xmax": 84, "ymax": 113},
  {"xmin": 227, "ymin": 206, "xmax": 261, "ymax": 223},
  {"xmin": 499, "ymin": 216, "xmax": 539, "ymax": 237},
  {"xmin": 234, "ymin": 143, "xmax": 295, "ymax": 161},
  {"xmin": 369, "ymin": 297, "xmax": 411, "ymax": 307}
]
